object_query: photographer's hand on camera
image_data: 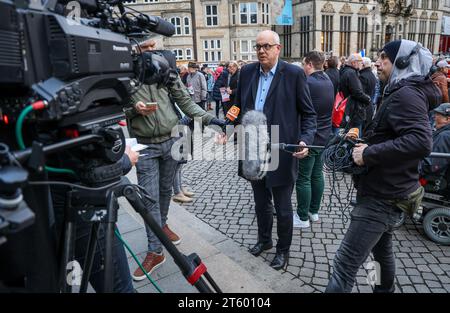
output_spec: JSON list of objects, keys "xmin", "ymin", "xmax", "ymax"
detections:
[
  {"xmin": 352, "ymin": 143, "xmax": 368, "ymax": 166},
  {"xmin": 135, "ymin": 101, "xmax": 157, "ymax": 115}
]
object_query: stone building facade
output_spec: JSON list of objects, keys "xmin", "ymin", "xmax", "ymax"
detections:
[
  {"xmin": 122, "ymin": 0, "xmax": 445, "ymax": 63},
  {"xmin": 123, "ymin": 0, "xmax": 271, "ymax": 65},
  {"xmin": 274, "ymin": 0, "xmax": 443, "ymax": 60}
]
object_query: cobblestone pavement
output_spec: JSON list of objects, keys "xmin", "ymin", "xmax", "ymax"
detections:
[{"xmin": 181, "ymin": 159, "xmax": 450, "ymax": 293}]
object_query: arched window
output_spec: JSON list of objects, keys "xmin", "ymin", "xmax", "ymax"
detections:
[
  {"xmin": 170, "ymin": 17, "xmax": 182, "ymax": 36},
  {"xmin": 184, "ymin": 17, "xmax": 191, "ymax": 35}
]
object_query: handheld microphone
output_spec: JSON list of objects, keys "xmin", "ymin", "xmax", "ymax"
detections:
[{"xmin": 225, "ymin": 105, "xmax": 240, "ymax": 125}]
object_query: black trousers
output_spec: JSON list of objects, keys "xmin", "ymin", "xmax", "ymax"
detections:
[
  {"xmin": 250, "ymin": 180, "xmax": 294, "ymax": 254},
  {"xmin": 325, "ymin": 195, "xmax": 401, "ymax": 293}
]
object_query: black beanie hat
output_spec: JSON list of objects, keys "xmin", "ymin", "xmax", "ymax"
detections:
[{"xmin": 382, "ymin": 40, "xmax": 402, "ymax": 64}]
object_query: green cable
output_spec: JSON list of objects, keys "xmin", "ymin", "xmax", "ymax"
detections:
[
  {"xmin": 16, "ymin": 105, "xmax": 76, "ymax": 176},
  {"xmin": 16, "ymin": 105, "xmax": 33, "ymax": 150},
  {"xmin": 114, "ymin": 228, "xmax": 163, "ymax": 293}
]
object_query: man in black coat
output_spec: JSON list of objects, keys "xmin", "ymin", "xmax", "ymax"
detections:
[
  {"xmin": 326, "ymin": 40, "xmax": 440, "ymax": 293},
  {"xmin": 234, "ymin": 30, "xmax": 317, "ymax": 270},
  {"xmin": 360, "ymin": 57, "xmax": 377, "ymax": 99},
  {"xmin": 359, "ymin": 57, "xmax": 378, "ymax": 129},
  {"xmin": 224, "ymin": 61, "xmax": 240, "ymax": 115},
  {"xmin": 339, "ymin": 54, "xmax": 372, "ymax": 133},
  {"xmin": 325, "ymin": 56, "xmax": 340, "ymax": 96}
]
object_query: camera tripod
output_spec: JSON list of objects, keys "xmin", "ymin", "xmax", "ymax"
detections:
[{"xmin": 10, "ymin": 130, "xmax": 221, "ymax": 293}]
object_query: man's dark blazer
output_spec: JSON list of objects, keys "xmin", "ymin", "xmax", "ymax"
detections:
[{"xmin": 235, "ymin": 60, "xmax": 317, "ymax": 188}]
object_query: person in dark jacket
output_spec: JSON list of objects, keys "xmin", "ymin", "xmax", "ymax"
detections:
[
  {"xmin": 234, "ymin": 30, "xmax": 316, "ymax": 270},
  {"xmin": 360, "ymin": 57, "xmax": 377, "ymax": 99},
  {"xmin": 360, "ymin": 57, "xmax": 378, "ymax": 129},
  {"xmin": 339, "ymin": 54, "xmax": 372, "ymax": 133},
  {"xmin": 212, "ymin": 65, "xmax": 229, "ymax": 117},
  {"xmin": 326, "ymin": 40, "xmax": 440, "ymax": 293},
  {"xmin": 224, "ymin": 61, "xmax": 240, "ymax": 114},
  {"xmin": 420, "ymin": 103, "xmax": 450, "ymax": 178},
  {"xmin": 294, "ymin": 51, "xmax": 334, "ymax": 228},
  {"xmin": 325, "ymin": 56, "xmax": 340, "ymax": 96}
]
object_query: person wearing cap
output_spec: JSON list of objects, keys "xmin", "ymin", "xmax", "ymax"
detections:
[
  {"xmin": 186, "ymin": 62, "xmax": 208, "ymax": 110},
  {"xmin": 339, "ymin": 53, "xmax": 372, "ymax": 134},
  {"xmin": 420, "ymin": 103, "xmax": 450, "ymax": 177},
  {"xmin": 431, "ymin": 60, "xmax": 450, "ymax": 103},
  {"xmin": 326, "ymin": 40, "xmax": 441, "ymax": 293}
]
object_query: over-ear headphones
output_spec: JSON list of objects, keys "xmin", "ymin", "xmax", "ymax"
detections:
[{"xmin": 395, "ymin": 44, "xmax": 421, "ymax": 69}]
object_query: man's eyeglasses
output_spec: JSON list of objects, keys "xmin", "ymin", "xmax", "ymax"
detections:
[{"xmin": 253, "ymin": 43, "xmax": 279, "ymax": 51}]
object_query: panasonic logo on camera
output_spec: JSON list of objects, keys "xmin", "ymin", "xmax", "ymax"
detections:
[{"xmin": 113, "ymin": 45, "xmax": 129, "ymax": 52}]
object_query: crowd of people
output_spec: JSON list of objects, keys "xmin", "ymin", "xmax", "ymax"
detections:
[
  {"xmin": 55, "ymin": 30, "xmax": 449, "ymax": 293},
  {"xmin": 170, "ymin": 32, "xmax": 449, "ymax": 293}
]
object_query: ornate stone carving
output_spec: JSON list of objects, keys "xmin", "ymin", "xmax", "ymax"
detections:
[
  {"xmin": 430, "ymin": 12, "xmax": 439, "ymax": 20},
  {"xmin": 321, "ymin": 1, "xmax": 335, "ymax": 14},
  {"xmin": 358, "ymin": 5, "xmax": 369, "ymax": 15},
  {"xmin": 340, "ymin": 3, "xmax": 353, "ymax": 15},
  {"xmin": 420, "ymin": 11, "xmax": 428, "ymax": 19}
]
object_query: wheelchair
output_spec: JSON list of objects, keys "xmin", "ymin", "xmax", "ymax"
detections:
[{"xmin": 394, "ymin": 172, "xmax": 450, "ymax": 246}]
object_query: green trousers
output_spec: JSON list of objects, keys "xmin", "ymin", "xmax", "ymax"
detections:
[{"xmin": 295, "ymin": 149, "xmax": 325, "ymax": 221}]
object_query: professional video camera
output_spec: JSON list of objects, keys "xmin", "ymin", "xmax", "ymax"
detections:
[
  {"xmin": 0, "ymin": 0, "xmax": 176, "ymax": 128},
  {"xmin": 0, "ymin": 0, "xmax": 219, "ymax": 293}
]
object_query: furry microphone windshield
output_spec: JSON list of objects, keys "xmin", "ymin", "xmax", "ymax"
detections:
[{"xmin": 240, "ymin": 110, "xmax": 271, "ymax": 181}]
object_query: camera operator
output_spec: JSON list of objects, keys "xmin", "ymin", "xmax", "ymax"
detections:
[
  {"xmin": 124, "ymin": 39, "xmax": 223, "ymax": 280},
  {"xmin": 326, "ymin": 40, "xmax": 441, "ymax": 293}
]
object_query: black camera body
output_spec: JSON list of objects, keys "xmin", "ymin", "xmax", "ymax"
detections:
[
  {"xmin": 0, "ymin": 0, "xmax": 175, "ymax": 290},
  {"xmin": 0, "ymin": 0, "xmax": 135, "ymax": 128},
  {"xmin": 0, "ymin": 0, "xmax": 175, "ymax": 129}
]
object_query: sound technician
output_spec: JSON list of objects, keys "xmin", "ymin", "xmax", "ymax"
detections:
[{"xmin": 326, "ymin": 40, "xmax": 441, "ymax": 293}]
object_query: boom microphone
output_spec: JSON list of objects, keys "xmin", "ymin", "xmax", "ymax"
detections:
[
  {"xmin": 240, "ymin": 110, "xmax": 270, "ymax": 181},
  {"xmin": 271, "ymin": 143, "xmax": 325, "ymax": 154}
]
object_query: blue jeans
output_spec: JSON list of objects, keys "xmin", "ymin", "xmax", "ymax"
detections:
[
  {"xmin": 136, "ymin": 138, "xmax": 178, "ymax": 253},
  {"xmin": 326, "ymin": 195, "xmax": 402, "ymax": 293},
  {"xmin": 173, "ymin": 163, "xmax": 183, "ymax": 195}
]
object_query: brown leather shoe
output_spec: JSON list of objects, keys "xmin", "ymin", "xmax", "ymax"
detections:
[
  {"xmin": 132, "ymin": 252, "xmax": 166, "ymax": 281},
  {"xmin": 162, "ymin": 224, "xmax": 181, "ymax": 245}
]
